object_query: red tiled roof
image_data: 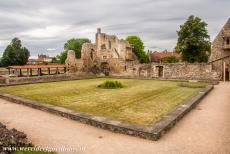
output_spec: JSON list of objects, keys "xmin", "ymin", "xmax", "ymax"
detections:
[
  {"xmin": 9, "ymin": 64, "xmax": 66, "ymax": 69},
  {"xmin": 150, "ymin": 51, "xmax": 181, "ymax": 62}
]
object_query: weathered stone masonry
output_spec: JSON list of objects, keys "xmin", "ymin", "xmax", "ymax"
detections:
[
  {"xmin": 120, "ymin": 63, "xmax": 220, "ymax": 81},
  {"xmin": 65, "ymin": 28, "xmax": 221, "ymax": 81},
  {"xmin": 209, "ymin": 18, "xmax": 230, "ymax": 81}
]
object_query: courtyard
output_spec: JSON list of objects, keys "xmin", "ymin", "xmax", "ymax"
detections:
[{"xmin": 0, "ymin": 78, "xmax": 207, "ymax": 125}]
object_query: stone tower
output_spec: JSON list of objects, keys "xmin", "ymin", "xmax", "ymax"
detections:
[{"xmin": 210, "ymin": 18, "xmax": 230, "ymax": 80}]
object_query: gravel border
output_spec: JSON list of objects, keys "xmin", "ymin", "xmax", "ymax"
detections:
[{"xmin": 0, "ymin": 85, "xmax": 213, "ymax": 141}]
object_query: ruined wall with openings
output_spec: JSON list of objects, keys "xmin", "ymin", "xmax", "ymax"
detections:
[{"xmin": 113, "ymin": 63, "xmax": 221, "ymax": 81}]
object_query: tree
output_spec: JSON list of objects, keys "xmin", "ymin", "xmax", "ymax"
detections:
[
  {"xmin": 59, "ymin": 51, "xmax": 67, "ymax": 64},
  {"xmin": 1, "ymin": 38, "xmax": 30, "ymax": 66},
  {"xmin": 51, "ymin": 56, "xmax": 60, "ymax": 64},
  {"xmin": 162, "ymin": 56, "xmax": 179, "ymax": 63},
  {"xmin": 126, "ymin": 36, "xmax": 148, "ymax": 63},
  {"xmin": 175, "ymin": 15, "xmax": 211, "ymax": 63},
  {"xmin": 58, "ymin": 38, "xmax": 90, "ymax": 64}
]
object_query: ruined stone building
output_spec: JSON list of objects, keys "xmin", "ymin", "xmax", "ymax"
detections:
[
  {"xmin": 210, "ymin": 18, "xmax": 230, "ymax": 81},
  {"xmin": 66, "ymin": 28, "xmax": 221, "ymax": 81},
  {"xmin": 66, "ymin": 28, "xmax": 138, "ymax": 75}
]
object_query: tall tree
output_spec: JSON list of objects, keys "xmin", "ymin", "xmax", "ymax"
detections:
[
  {"xmin": 175, "ymin": 15, "xmax": 211, "ymax": 63},
  {"xmin": 59, "ymin": 38, "xmax": 90, "ymax": 64},
  {"xmin": 126, "ymin": 36, "xmax": 148, "ymax": 63},
  {"xmin": 1, "ymin": 38, "xmax": 30, "ymax": 66}
]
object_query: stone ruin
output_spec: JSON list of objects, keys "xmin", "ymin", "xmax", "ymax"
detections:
[
  {"xmin": 65, "ymin": 28, "xmax": 222, "ymax": 81},
  {"xmin": 65, "ymin": 28, "xmax": 139, "ymax": 76},
  {"xmin": 65, "ymin": 50, "xmax": 83, "ymax": 73},
  {"xmin": 209, "ymin": 18, "xmax": 230, "ymax": 81}
]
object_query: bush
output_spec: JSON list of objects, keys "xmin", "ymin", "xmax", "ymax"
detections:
[
  {"xmin": 162, "ymin": 56, "xmax": 179, "ymax": 63},
  {"xmin": 178, "ymin": 82, "xmax": 208, "ymax": 88},
  {"xmin": 98, "ymin": 81, "xmax": 124, "ymax": 89}
]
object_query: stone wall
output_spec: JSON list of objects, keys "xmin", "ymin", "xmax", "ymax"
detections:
[
  {"xmin": 113, "ymin": 63, "xmax": 221, "ymax": 81},
  {"xmin": 65, "ymin": 50, "xmax": 83, "ymax": 73},
  {"xmin": 209, "ymin": 18, "xmax": 230, "ymax": 80},
  {"xmin": 0, "ymin": 77, "xmax": 6, "ymax": 84},
  {"xmin": 1, "ymin": 74, "xmax": 96, "ymax": 86}
]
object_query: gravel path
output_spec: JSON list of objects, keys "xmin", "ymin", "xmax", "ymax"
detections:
[{"xmin": 0, "ymin": 82, "xmax": 230, "ymax": 154}]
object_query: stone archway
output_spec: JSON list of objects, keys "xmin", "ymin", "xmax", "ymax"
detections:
[{"xmin": 100, "ymin": 62, "xmax": 110, "ymax": 76}]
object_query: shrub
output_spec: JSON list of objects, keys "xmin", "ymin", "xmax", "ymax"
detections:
[
  {"xmin": 162, "ymin": 56, "xmax": 179, "ymax": 63},
  {"xmin": 98, "ymin": 81, "xmax": 124, "ymax": 89},
  {"xmin": 178, "ymin": 82, "xmax": 208, "ymax": 88}
]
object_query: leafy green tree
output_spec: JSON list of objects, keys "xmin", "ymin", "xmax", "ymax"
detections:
[
  {"xmin": 175, "ymin": 15, "xmax": 211, "ymax": 63},
  {"xmin": 51, "ymin": 56, "xmax": 60, "ymax": 63},
  {"xmin": 58, "ymin": 38, "xmax": 90, "ymax": 64},
  {"xmin": 162, "ymin": 56, "xmax": 179, "ymax": 63},
  {"xmin": 59, "ymin": 51, "xmax": 67, "ymax": 64},
  {"xmin": 1, "ymin": 38, "xmax": 30, "ymax": 67},
  {"xmin": 126, "ymin": 36, "xmax": 148, "ymax": 63}
]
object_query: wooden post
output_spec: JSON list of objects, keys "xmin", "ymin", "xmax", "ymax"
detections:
[
  {"xmin": 30, "ymin": 69, "xmax": 33, "ymax": 76},
  {"xmin": 27, "ymin": 68, "xmax": 29, "ymax": 77},
  {"xmin": 56, "ymin": 67, "xmax": 59, "ymax": 74},
  {"xmin": 15, "ymin": 69, "xmax": 18, "ymax": 77},
  {"xmin": 37, "ymin": 68, "xmax": 41, "ymax": 76},
  {"xmin": 48, "ymin": 68, "xmax": 51, "ymax": 75},
  {"xmin": 19, "ymin": 69, "xmax": 22, "ymax": 77},
  {"xmin": 8, "ymin": 68, "xmax": 10, "ymax": 75},
  {"xmin": 223, "ymin": 62, "xmax": 226, "ymax": 82}
]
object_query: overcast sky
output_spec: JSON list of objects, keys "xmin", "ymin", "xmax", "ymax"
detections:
[{"xmin": 0, "ymin": 0, "xmax": 229, "ymax": 58}]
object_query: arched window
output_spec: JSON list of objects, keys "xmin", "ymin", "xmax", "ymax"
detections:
[
  {"xmin": 101, "ymin": 44, "xmax": 106, "ymax": 50},
  {"xmin": 227, "ymin": 38, "xmax": 230, "ymax": 45},
  {"xmin": 90, "ymin": 49, "xmax": 94, "ymax": 60}
]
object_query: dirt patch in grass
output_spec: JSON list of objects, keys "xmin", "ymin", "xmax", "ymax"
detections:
[{"xmin": 0, "ymin": 78, "xmax": 206, "ymax": 125}]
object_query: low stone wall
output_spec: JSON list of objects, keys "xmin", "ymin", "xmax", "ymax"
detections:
[
  {"xmin": 117, "ymin": 63, "xmax": 221, "ymax": 81},
  {"xmin": 1, "ymin": 74, "xmax": 96, "ymax": 86},
  {"xmin": 0, "ymin": 85, "xmax": 213, "ymax": 141},
  {"xmin": 0, "ymin": 77, "xmax": 6, "ymax": 84},
  {"xmin": 0, "ymin": 70, "xmax": 8, "ymax": 75}
]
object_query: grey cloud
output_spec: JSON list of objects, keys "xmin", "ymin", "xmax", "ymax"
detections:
[{"xmin": 0, "ymin": 0, "xmax": 229, "ymax": 56}]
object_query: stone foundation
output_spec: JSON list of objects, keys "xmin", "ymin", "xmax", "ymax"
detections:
[{"xmin": 0, "ymin": 74, "xmax": 96, "ymax": 86}]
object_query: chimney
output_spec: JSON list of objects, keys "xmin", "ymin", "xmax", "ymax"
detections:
[{"xmin": 97, "ymin": 28, "xmax": 101, "ymax": 34}]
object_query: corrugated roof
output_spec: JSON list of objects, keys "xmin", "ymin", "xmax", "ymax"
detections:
[{"xmin": 9, "ymin": 64, "xmax": 66, "ymax": 69}]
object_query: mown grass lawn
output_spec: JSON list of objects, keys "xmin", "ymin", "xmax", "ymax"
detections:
[{"xmin": 0, "ymin": 78, "xmax": 208, "ymax": 125}]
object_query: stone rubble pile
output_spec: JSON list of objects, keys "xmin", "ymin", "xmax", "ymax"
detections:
[{"xmin": 0, "ymin": 122, "xmax": 32, "ymax": 154}]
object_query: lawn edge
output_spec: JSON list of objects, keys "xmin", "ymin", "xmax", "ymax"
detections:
[{"xmin": 0, "ymin": 85, "xmax": 213, "ymax": 141}]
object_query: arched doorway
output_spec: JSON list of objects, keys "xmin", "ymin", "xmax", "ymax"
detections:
[{"xmin": 101, "ymin": 62, "xmax": 110, "ymax": 76}]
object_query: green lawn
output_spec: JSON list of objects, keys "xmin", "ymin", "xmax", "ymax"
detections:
[{"xmin": 0, "ymin": 78, "xmax": 207, "ymax": 125}]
